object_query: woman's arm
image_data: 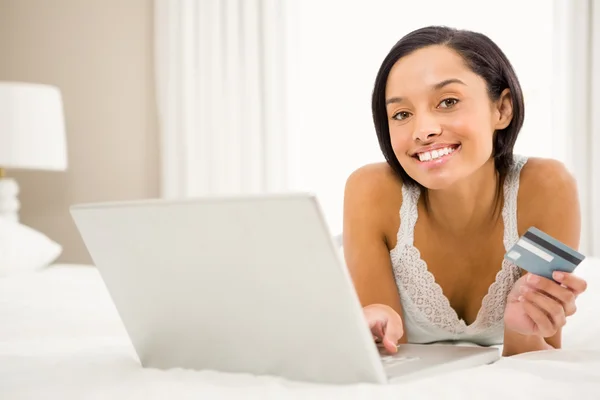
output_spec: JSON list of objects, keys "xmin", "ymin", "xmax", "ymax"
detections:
[
  {"xmin": 503, "ymin": 158, "xmax": 584, "ymax": 356},
  {"xmin": 342, "ymin": 164, "xmax": 408, "ymax": 345}
]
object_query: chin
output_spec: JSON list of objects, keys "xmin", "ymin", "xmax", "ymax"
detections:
[{"xmin": 409, "ymin": 173, "xmax": 461, "ymax": 191}]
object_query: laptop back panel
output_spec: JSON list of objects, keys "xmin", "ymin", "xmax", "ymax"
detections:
[{"xmin": 70, "ymin": 194, "xmax": 387, "ymax": 384}]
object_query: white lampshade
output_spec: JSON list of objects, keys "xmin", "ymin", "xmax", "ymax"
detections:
[{"xmin": 0, "ymin": 81, "xmax": 67, "ymax": 171}]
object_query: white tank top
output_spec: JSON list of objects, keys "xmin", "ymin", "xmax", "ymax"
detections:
[{"xmin": 389, "ymin": 155, "xmax": 528, "ymax": 346}]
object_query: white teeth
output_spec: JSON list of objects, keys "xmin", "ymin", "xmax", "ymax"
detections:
[{"xmin": 417, "ymin": 146, "xmax": 456, "ymax": 162}]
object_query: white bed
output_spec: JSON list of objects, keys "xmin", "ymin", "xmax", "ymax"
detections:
[{"xmin": 2, "ymin": 258, "xmax": 600, "ymax": 399}]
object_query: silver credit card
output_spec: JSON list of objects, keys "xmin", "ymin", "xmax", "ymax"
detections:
[{"xmin": 504, "ymin": 227, "xmax": 585, "ymax": 281}]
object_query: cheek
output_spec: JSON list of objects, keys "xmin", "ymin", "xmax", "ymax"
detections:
[
  {"xmin": 446, "ymin": 113, "xmax": 494, "ymax": 150},
  {"xmin": 445, "ymin": 117, "xmax": 472, "ymax": 138},
  {"xmin": 389, "ymin": 126, "xmax": 413, "ymax": 158}
]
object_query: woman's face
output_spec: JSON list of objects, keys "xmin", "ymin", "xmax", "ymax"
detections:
[{"xmin": 385, "ymin": 45, "xmax": 512, "ymax": 190}]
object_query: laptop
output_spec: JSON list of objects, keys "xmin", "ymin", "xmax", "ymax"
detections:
[{"xmin": 69, "ymin": 193, "xmax": 500, "ymax": 385}]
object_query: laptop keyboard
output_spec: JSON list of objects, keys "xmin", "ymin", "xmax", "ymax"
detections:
[{"xmin": 381, "ymin": 355, "xmax": 420, "ymax": 368}]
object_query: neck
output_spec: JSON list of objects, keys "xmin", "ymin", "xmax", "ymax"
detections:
[{"xmin": 424, "ymin": 159, "xmax": 502, "ymax": 234}]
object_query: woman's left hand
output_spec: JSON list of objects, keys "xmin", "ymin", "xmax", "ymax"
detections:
[{"xmin": 504, "ymin": 271, "xmax": 588, "ymax": 338}]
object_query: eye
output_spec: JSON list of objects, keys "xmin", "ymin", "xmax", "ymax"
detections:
[
  {"xmin": 438, "ymin": 98, "xmax": 459, "ymax": 108},
  {"xmin": 392, "ymin": 111, "xmax": 412, "ymax": 121}
]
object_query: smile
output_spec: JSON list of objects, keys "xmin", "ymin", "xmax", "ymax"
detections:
[{"xmin": 414, "ymin": 144, "xmax": 460, "ymax": 162}]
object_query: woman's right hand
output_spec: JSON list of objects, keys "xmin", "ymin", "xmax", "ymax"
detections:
[{"xmin": 363, "ymin": 304, "xmax": 404, "ymax": 354}]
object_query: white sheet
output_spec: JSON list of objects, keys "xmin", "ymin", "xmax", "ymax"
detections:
[{"xmin": 2, "ymin": 262, "xmax": 600, "ymax": 399}]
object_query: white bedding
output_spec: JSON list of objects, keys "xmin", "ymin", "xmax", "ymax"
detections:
[{"xmin": 2, "ymin": 261, "xmax": 600, "ymax": 400}]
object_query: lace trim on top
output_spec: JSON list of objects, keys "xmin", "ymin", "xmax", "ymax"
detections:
[{"xmin": 390, "ymin": 155, "xmax": 528, "ymax": 336}]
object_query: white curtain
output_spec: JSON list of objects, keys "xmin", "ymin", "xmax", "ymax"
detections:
[
  {"xmin": 154, "ymin": 0, "xmax": 287, "ymax": 199},
  {"xmin": 591, "ymin": 0, "xmax": 600, "ymax": 257},
  {"xmin": 153, "ymin": 0, "xmax": 598, "ymax": 256},
  {"xmin": 554, "ymin": 0, "xmax": 600, "ymax": 257}
]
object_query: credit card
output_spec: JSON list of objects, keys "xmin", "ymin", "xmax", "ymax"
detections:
[{"xmin": 504, "ymin": 226, "xmax": 585, "ymax": 281}]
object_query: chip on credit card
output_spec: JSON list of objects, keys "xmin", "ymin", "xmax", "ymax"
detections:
[{"xmin": 504, "ymin": 227, "xmax": 585, "ymax": 281}]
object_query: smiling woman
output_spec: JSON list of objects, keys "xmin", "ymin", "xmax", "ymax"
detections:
[
  {"xmin": 373, "ymin": 32, "xmax": 523, "ymax": 193},
  {"xmin": 343, "ymin": 26, "xmax": 588, "ymax": 357}
]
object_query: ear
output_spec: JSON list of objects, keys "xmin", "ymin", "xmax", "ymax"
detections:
[{"xmin": 493, "ymin": 88, "xmax": 513, "ymax": 130}]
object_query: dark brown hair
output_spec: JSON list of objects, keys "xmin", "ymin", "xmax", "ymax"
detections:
[{"xmin": 371, "ymin": 26, "xmax": 525, "ymax": 189}]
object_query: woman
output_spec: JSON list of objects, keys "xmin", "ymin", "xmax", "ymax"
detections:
[{"xmin": 343, "ymin": 26, "xmax": 588, "ymax": 357}]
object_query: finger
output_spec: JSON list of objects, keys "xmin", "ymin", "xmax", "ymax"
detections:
[
  {"xmin": 371, "ymin": 321, "xmax": 385, "ymax": 340},
  {"xmin": 519, "ymin": 293, "xmax": 564, "ymax": 337},
  {"xmin": 522, "ymin": 287, "xmax": 567, "ymax": 328},
  {"xmin": 382, "ymin": 338, "xmax": 397, "ymax": 354},
  {"xmin": 552, "ymin": 271, "xmax": 588, "ymax": 296},
  {"xmin": 382, "ymin": 321, "xmax": 403, "ymax": 354},
  {"xmin": 525, "ymin": 274, "xmax": 577, "ymax": 316},
  {"xmin": 519, "ymin": 297, "xmax": 555, "ymax": 337}
]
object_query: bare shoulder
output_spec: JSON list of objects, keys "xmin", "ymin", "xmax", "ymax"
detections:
[
  {"xmin": 345, "ymin": 162, "xmax": 403, "ymax": 194},
  {"xmin": 517, "ymin": 157, "xmax": 581, "ymax": 248},
  {"xmin": 518, "ymin": 157, "xmax": 579, "ymax": 211},
  {"xmin": 344, "ymin": 162, "xmax": 402, "ymax": 245},
  {"xmin": 344, "ymin": 162, "xmax": 403, "ymax": 226},
  {"xmin": 519, "ymin": 157, "xmax": 577, "ymax": 193}
]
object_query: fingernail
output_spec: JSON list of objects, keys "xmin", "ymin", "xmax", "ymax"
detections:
[
  {"xmin": 518, "ymin": 295, "xmax": 525, "ymax": 302},
  {"xmin": 519, "ymin": 285, "xmax": 530, "ymax": 294},
  {"xmin": 527, "ymin": 274, "xmax": 539, "ymax": 284},
  {"xmin": 553, "ymin": 271, "xmax": 564, "ymax": 281}
]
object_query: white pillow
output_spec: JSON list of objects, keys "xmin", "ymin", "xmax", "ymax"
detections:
[{"xmin": 0, "ymin": 219, "xmax": 62, "ymax": 276}]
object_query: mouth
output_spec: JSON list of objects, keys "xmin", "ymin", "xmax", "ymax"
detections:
[{"xmin": 412, "ymin": 144, "xmax": 460, "ymax": 163}]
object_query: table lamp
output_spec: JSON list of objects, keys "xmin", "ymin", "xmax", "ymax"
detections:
[{"xmin": 0, "ymin": 82, "xmax": 68, "ymax": 222}]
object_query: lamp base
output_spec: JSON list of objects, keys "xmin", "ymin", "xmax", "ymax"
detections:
[{"xmin": 0, "ymin": 177, "xmax": 20, "ymax": 222}]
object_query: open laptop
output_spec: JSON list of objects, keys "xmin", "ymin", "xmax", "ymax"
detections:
[{"xmin": 69, "ymin": 193, "xmax": 500, "ymax": 385}]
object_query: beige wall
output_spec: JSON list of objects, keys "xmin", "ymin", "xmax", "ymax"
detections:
[{"xmin": 0, "ymin": 0, "xmax": 160, "ymax": 264}]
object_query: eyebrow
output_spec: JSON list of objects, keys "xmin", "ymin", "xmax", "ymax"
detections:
[{"xmin": 385, "ymin": 78, "xmax": 467, "ymax": 106}]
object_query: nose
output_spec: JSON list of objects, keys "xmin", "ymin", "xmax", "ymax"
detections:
[{"xmin": 412, "ymin": 112, "xmax": 442, "ymax": 142}]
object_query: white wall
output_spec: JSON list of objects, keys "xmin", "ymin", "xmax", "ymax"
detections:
[
  {"xmin": 284, "ymin": 0, "xmax": 559, "ymax": 234},
  {"xmin": 0, "ymin": 0, "xmax": 159, "ymax": 263}
]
